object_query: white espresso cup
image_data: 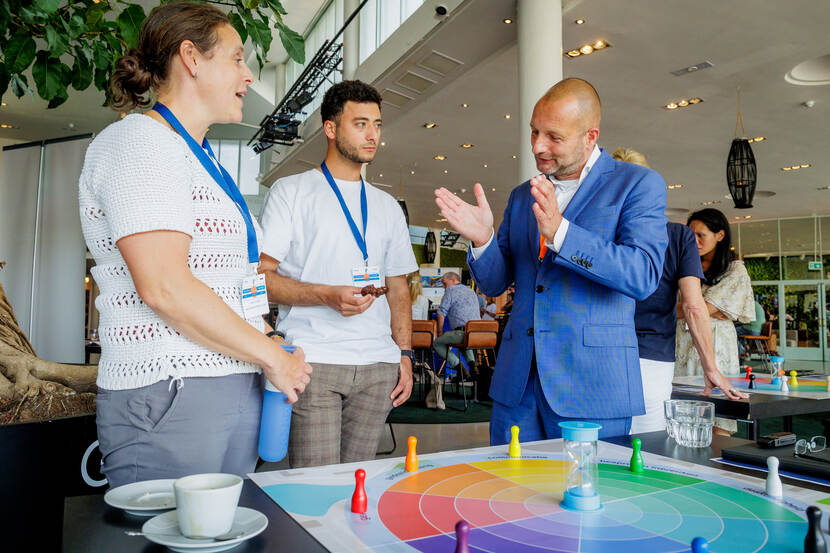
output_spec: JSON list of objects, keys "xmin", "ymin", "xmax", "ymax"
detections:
[{"xmin": 173, "ymin": 473, "xmax": 243, "ymax": 538}]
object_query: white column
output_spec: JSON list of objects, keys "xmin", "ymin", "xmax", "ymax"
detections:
[
  {"xmin": 517, "ymin": 0, "xmax": 563, "ymax": 182},
  {"xmin": 343, "ymin": 0, "xmax": 360, "ymax": 80},
  {"xmin": 275, "ymin": 62, "xmax": 286, "ymax": 104}
]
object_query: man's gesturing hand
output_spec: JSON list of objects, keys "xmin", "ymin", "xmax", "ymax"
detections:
[
  {"xmin": 529, "ymin": 174, "xmax": 563, "ymax": 243},
  {"xmin": 434, "ymin": 183, "xmax": 494, "ymax": 247}
]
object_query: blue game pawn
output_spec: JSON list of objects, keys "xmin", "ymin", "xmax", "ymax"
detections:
[
  {"xmin": 454, "ymin": 520, "xmax": 470, "ymax": 553},
  {"xmin": 691, "ymin": 537, "xmax": 710, "ymax": 552}
]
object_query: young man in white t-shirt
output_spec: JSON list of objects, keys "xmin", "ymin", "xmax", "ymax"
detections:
[{"xmin": 258, "ymin": 81, "xmax": 418, "ymax": 468}]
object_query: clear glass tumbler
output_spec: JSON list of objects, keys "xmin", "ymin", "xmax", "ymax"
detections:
[{"xmin": 669, "ymin": 400, "xmax": 715, "ymax": 448}]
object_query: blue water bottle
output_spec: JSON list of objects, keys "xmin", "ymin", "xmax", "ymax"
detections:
[{"xmin": 258, "ymin": 344, "xmax": 296, "ymax": 462}]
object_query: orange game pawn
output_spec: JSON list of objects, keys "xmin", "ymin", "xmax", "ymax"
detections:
[{"xmin": 405, "ymin": 436, "xmax": 418, "ymax": 472}]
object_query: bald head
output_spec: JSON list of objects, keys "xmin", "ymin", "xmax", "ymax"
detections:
[{"xmin": 539, "ymin": 78, "xmax": 601, "ymax": 130}]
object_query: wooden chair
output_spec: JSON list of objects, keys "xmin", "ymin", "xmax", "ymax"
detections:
[
  {"xmin": 440, "ymin": 320, "xmax": 499, "ymax": 410},
  {"xmin": 411, "ymin": 319, "xmax": 437, "ymax": 401},
  {"xmin": 741, "ymin": 321, "xmax": 774, "ymax": 371}
]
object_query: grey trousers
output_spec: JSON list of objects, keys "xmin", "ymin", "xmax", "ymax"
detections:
[
  {"xmin": 433, "ymin": 329, "xmax": 474, "ymax": 368},
  {"xmin": 288, "ymin": 362, "xmax": 399, "ymax": 468},
  {"xmin": 96, "ymin": 373, "xmax": 262, "ymax": 489}
]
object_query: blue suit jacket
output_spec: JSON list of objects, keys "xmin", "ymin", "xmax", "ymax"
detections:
[{"xmin": 468, "ymin": 149, "xmax": 668, "ymax": 418}]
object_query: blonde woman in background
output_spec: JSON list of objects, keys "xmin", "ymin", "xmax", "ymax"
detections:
[
  {"xmin": 613, "ymin": 149, "xmax": 744, "ymax": 435},
  {"xmin": 410, "ymin": 273, "xmax": 429, "ymax": 320}
]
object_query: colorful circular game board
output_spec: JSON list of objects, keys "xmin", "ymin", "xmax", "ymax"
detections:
[
  {"xmin": 674, "ymin": 373, "xmax": 830, "ymax": 399},
  {"xmin": 252, "ymin": 441, "xmax": 825, "ymax": 553}
]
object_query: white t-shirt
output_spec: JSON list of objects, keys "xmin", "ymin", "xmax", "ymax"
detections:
[
  {"xmin": 412, "ymin": 295, "xmax": 429, "ymax": 321},
  {"xmin": 78, "ymin": 114, "xmax": 264, "ymax": 390},
  {"xmin": 259, "ymin": 168, "xmax": 418, "ymax": 365}
]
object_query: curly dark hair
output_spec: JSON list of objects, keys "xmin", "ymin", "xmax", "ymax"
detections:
[{"xmin": 321, "ymin": 80, "xmax": 382, "ymax": 124}]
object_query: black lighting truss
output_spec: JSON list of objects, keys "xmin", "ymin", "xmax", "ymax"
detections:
[{"xmin": 248, "ymin": 0, "xmax": 368, "ymax": 154}]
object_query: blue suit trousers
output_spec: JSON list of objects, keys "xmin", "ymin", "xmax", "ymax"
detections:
[{"xmin": 490, "ymin": 359, "xmax": 631, "ymax": 446}]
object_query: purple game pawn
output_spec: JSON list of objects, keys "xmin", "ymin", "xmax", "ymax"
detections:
[{"xmin": 454, "ymin": 520, "xmax": 470, "ymax": 553}]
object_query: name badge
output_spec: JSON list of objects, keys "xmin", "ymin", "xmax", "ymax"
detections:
[
  {"xmin": 242, "ymin": 273, "xmax": 269, "ymax": 319},
  {"xmin": 352, "ymin": 265, "xmax": 381, "ymax": 290}
]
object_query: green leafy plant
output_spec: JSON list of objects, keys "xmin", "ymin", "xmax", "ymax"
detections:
[{"xmin": 0, "ymin": 0, "xmax": 305, "ymax": 108}]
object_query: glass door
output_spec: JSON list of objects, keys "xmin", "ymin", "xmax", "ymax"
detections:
[{"xmin": 779, "ymin": 282, "xmax": 823, "ymax": 361}]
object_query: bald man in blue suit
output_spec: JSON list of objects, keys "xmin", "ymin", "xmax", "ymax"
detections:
[{"xmin": 435, "ymin": 79, "xmax": 668, "ymax": 443}]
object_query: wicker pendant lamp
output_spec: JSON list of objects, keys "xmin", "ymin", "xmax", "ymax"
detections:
[{"xmin": 726, "ymin": 87, "xmax": 757, "ymax": 209}]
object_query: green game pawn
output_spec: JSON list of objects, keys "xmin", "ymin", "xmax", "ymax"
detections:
[{"xmin": 630, "ymin": 438, "xmax": 644, "ymax": 474}]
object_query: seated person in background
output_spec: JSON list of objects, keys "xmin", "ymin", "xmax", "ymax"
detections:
[
  {"xmin": 736, "ymin": 300, "xmax": 765, "ymax": 357},
  {"xmin": 434, "ymin": 272, "xmax": 480, "ymax": 376},
  {"xmin": 482, "ymin": 297, "xmax": 498, "ymax": 320},
  {"xmin": 410, "ymin": 273, "xmax": 429, "ymax": 321}
]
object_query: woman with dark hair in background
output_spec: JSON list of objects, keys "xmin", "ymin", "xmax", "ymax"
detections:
[
  {"xmin": 79, "ymin": 2, "xmax": 312, "ymax": 488},
  {"xmin": 675, "ymin": 208, "xmax": 755, "ymax": 377}
]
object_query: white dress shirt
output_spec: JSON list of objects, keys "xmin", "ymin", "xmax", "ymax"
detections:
[{"xmin": 471, "ymin": 145, "xmax": 602, "ymax": 259}]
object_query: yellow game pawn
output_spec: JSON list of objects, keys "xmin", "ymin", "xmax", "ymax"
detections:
[
  {"xmin": 405, "ymin": 436, "xmax": 418, "ymax": 472},
  {"xmin": 508, "ymin": 425, "xmax": 521, "ymax": 457},
  {"xmin": 789, "ymin": 370, "xmax": 799, "ymax": 387}
]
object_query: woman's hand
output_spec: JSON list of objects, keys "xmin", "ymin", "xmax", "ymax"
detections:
[{"xmin": 264, "ymin": 346, "xmax": 312, "ymax": 403}]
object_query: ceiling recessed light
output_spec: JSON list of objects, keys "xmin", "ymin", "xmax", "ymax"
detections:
[
  {"xmin": 461, "ymin": 103, "xmax": 469, "ymax": 108},
  {"xmin": 0, "ymin": 123, "xmax": 19, "ymax": 129},
  {"xmin": 503, "ymin": 18, "xmax": 512, "ymax": 24},
  {"xmin": 504, "ymin": 114, "xmax": 511, "ymax": 119},
  {"xmin": 423, "ymin": 122, "xmax": 438, "ymax": 129},
  {"xmin": 748, "ymin": 136, "xmax": 766, "ymax": 143},
  {"xmin": 666, "ymin": 103, "xmax": 678, "ymax": 110},
  {"xmin": 460, "ymin": 143, "xmax": 474, "ymax": 149},
  {"xmin": 666, "ymin": 184, "xmax": 683, "ymax": 190},
  {"xmin": 512, "ymin": 155, "xmax": 517, "ymax": 159},
  {"xmin": 593, "ymin": 40, "xmax": 606, "ymax": 50},
  {"xmin": 801, "ymin": 163, "xmax": 811, "ymax": 168},
  {"xmin": 379, "ymin": 173, "xmax": 383, "ymax": 177},
  {"xmin": 688, "ymin": 97, "xmax": 702, "ymax": 104},
  {"xmin": 575, "ymin": 18, "xmax": 585, "ymax": 24},
  {"xmin": 1, "ymin": 102, "xmax": 6, "ymax": 107},
  {"xmin": 460, "ymin": 188, "xmax": 467, "ymax": 193},
  {"xmin": 410, "ymin": 170, "xmax": 415, "ymax": 175},
  {"xmin": 782, "ymin": 163, "xmax": 811, "ymax": 171},
  {"xmin": 443, "ymin": 170, "xmax": 448, "ymax": 174},
  {"xmin": 744, "ymin": 215, "xmax": 752, "ymax": 219},
  {"xmin": 665, "ymin": 98, "xmax": 703, "ymax": 110},
  {"xmin": 678, "ymin": 99, "xmax": 689, "ymax": 107},
  {"xmin": 381, "ymin": 141, "xmax": 386, "ymax": 146},
  {"xmin": 483, "ymin": 164, "xmax": 488, "ymax": 168},
  {"xmin": 491, "ymin": 187, "xmax": 496, "ymax": 192},
  {"xmin": 579, "ymin": 45, "xmax": 594, "ymax": 55},
  {"xmin": 433, "ymin": 155, "xmax": 446, "ymax": 161},
  {"xmin": 566, "ymin": 50, "xmax": 581, "ymax": 58}
]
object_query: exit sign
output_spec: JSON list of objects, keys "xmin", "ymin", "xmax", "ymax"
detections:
[{"xmin": 808, "ymin": 261, "xmax": 822, "ymax": 271}]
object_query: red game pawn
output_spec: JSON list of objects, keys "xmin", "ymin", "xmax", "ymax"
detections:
[
  {"xmin": 454, "ymin": 520, "xmax": 470, "ymax": 553},
  {"xmin": 745, "ymin": 366, "xmax": 752, "ymax": 380},
  {"xmin": 351, "ymin": 469, "xmax": 367, "ymax": 514}
]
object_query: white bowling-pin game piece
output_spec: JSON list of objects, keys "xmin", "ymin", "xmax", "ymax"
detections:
[
  {"xmin": 766, "ymin": 456, "xmax": 783, "ymax": 499},
  {"xmin": 780, "ymin": 378, "xmax": 789, "ymax": 393}
]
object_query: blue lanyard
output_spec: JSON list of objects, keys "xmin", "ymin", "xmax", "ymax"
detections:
[
  {"xmin": 321, "ymin": 162, "xmax": 368, "ymax": 265},
  {"xmin": 152, "ymin": 102, "xmax": 259, "ymax": 264}
]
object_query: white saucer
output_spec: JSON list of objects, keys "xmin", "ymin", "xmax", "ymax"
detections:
[
  {"xmin": 104, "ymin": 479, "xmax": 176, "ymax": 516},
  {"xmin": 141, "ymin": 507, "xmax": 268, "ymax": 552}
]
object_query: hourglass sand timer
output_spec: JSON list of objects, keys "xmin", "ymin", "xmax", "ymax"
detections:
[{"xmin": 558, "ymin": 421, "xmax": 602, "ymax": 511}]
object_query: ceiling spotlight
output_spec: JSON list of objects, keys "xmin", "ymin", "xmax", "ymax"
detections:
[
  {"xmin": 483, "ymin": 164, "xmax": 488, "ymax": 168},
  {"xmin": 579, "ymin": 45, "xmax": 594, "ymax": 55},
  {"xmin": 801, "ymin": 163, "xmax": 811, "ymax": 168},
  {"xmin": 410, "ymin": 170, "xmax": 415, "ymax": 175},
  {"xmin": 575, "ymin": 18, "xmax": 585, "ymax": 24},
  {"xmin": 678, "ymin": 99, "xmax": 689, "ymax": 107},
  {"xmin": 423, "ymin": 122, "xmax": 438, "ymax": 129},
  {"xmin": 593, "ymin": 40, "xmax": 606, "ymax": 49},
  {"xmin": 0, "ymin": 123, "xmax": 19, "ymax": 129},
  {"xmin": 433, "ymin": 155, "xmax": 446, "ymax": 160},
  {"xmin": 381, "ymin": 141, "xmax": 386, "ymax": 146},
  {"xmin": 744, "ymin": 215, "xmax": 752, "ymax": 219},
  {"xmin": 460, "ymin": 143, "xmax": 474, "ymax": 148},
  {"xmin": 460, "ymin": 188, "xmax": 467, "ymax": 193},
  {"xmin": 747, "ymin": 136, "xmax": 766, "ymax": 143},
  {"xmin": 379, "ymin": 173, "xmax": 383, "ymax": 177},
  {"xmin": 504, "ymin": 114, "xmax": 511, "ymax": 119},
  {"xmin": 782, "ymin": 167, "xmax": 792, "ymax": 171},
  {"xmin": 566, "ymin": 50, "xmax": 581, "ymax": 58},
  {"xmin": 461, "ymin": 103, "xmax": 469, "ymax": 108},
  {"xmin": 0, "ymin": 102, "xmax": 6, "ymax": 107},
  {"xmin": 666, "ymin": 103, "xmax": 678, "ymax": 110},
  {"xmin": 503, "ymin": 18, "xmax": 512, "ymax": 24},
  {"xmin": 688, "ymin": 98, "xmax": 702, "ymax": 104},
  {"xmin": 512, "ymin": 155, "xmax": 517, "ymax": 159},
  {"xmin": 443, "ymin": 170, "xmax": 448, "ymax": 174}
]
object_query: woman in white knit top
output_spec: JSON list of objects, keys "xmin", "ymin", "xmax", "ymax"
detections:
[{"xmin": 80, "ymin": 2, "xmax": 311, "ymax": 488}]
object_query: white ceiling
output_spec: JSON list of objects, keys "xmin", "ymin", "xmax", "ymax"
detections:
[{"xmin": 2, "ymin": 0, "xmax": 830, "ymax": 233}]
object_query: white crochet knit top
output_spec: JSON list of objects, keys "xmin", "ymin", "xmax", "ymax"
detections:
[{"xmin": 79, "ymin": 114, "xmax": 264, "ymax": 390}]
